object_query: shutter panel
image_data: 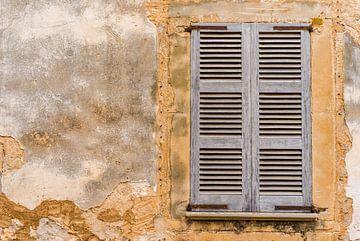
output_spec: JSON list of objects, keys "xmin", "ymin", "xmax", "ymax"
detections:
[
  {"xmin": 252, "ymin": 24, "xmax": 311, "ymax": 212},
  {"xmin": 191, "ymin": 24, "xmax": 251, "ymax": 211}
]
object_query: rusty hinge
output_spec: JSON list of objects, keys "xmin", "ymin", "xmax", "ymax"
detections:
[
  {"xmin": 187, "ymin": 204, "xmax": 228, "ymax": 211},
  {"xmin": 185, "ymin": 25, "xmax": 228, "ymax": 32},
  {"xmin": 273, "ymin": 26, "xmax": 312, "ymax": 31},
  {"xmin": 275, "ymin": 205, "xmax": 313, "ymax": 211}
]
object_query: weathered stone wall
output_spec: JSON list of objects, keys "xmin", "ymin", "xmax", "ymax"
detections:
[{"xmin": 0, "ymin": 0, "xmax": 359, "ymax": 240}]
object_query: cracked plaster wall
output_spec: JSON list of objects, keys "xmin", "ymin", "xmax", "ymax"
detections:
[
  {"xmin": 0, "ymin": 0, "xmax": 359, "ymax": 240},
  {"xmin": 0, "ymin": 0, "xmax": 157, "ymax": 210}
]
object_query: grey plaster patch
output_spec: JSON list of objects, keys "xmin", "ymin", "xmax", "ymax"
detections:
[
  {"xmin": 169, "ymin": 1, "xmax": 330, "ymax": 21},
  {"xmin": 0, "ymin": 0, "xmax": 157, "ymax": 209},
  {"xmin": 345, "ymin": 33, "xmax": 360, "ymax": 240}
]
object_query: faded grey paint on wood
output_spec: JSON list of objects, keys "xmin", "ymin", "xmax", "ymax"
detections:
[
  {"xmin": 254, "ymin": 24, "xmax": 311, "ymax": 212},
  {"xmin": 190, "ymin": 23, "xmax": 312, "ymax": 213},
  {"xmin": 190, "ymin": 24, "xmax": 251, "ymax": 211}
]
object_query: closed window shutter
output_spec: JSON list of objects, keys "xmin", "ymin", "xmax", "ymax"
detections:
[
  {"xmin": 190, "ymin": 23, "xmax": 311, "ymax": 213},
  {"xmin": 190, "ymin": 24, "xmax": 251, "ymax": 211},
  {"xmin": 252, "ymin": 24, "xmax": 311, "ymax": 212}
]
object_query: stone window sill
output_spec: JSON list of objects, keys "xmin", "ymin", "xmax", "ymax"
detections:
[{"xmin": 186, "ymin": 211, "xmax": 318, "ymax": 221}]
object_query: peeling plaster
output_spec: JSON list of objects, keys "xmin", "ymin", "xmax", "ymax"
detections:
[
  {"xmin": 0, "ymin": 219, "xmax": 23, "ymax": 240},
  {"xmin": 32, "ymin": 218, "xmax": 77, "ymax": 241},
  {"xmin": 0, "ymin": 0, "xmax": 157, "ymax": 210}
]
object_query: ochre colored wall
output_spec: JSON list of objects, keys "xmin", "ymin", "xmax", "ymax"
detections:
[{"xmin": 0, "ymin": 0, "xmax": 359, "ymax": 240}]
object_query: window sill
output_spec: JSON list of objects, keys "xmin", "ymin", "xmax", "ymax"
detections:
[{"xmin": 186, "ymin": 211, "xmax": 318, "ymax": 221}]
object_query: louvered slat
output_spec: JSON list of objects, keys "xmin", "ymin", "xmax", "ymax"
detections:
[
  {"xmin": 191, "ymin": 25, "xmax": 249, "ymax": 211},
  {"xmin": 259, "ymin": 32, "xmax": 302, "ymax": 82},
  {"xmin": 199, "ymin": 148, "xmax": 242, "ymax": 194},
  {"xmin": 191, "ymin": 24, "xmax": 311, "ymax": 213},
  {"xmin": 200, "ymin": 92, "xmax": 242, "ymax": 136},
  {"xmin": 200, "ymin": 30, "xmax": 242, "ymax": 81},
  {"xmin": 259, "ymin": 149, "xmax": 303, "ymax": 196},
  {"xmin": 255, "ymin": 25, "xmax": 311, "ymax": 213},
  {"xmin": 259, "ymin": 93, "xmax": 302, "ymax": 137}
]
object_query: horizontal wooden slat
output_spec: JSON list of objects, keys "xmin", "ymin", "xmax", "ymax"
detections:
[
  {"xmin": 199, "ymin": 147, "xmax": 242, "ymax": 194},
  {"xmin": 200, "ymin": 59, "xmax": 242, "ymax": 63},
  {"xmin": 259, "ymin": 33, "xmax": 301, "ymax": 38},
  {"xmin": 259, "ymin": 148, "xmax": 302, "ymax": 196},
  {"xmin": 200, "ymin": 176, "xmax": 242, "ymax": 180},
  {"xmin": 259, "ymin": 39, "xmax": 301, "ymax": 43},
  {"xmin": 200, "ymin": 64, "xmax": 242, "ymax": 68},
  {"xmin": 260, "ymin": 59, "xmax": 301, "ymax": 63},
  {"xmin": 200, "ymin": 162, "xmax": 242, "ymax": 165},
  {"xmin": 201, "ymin": 39, "xmax": 242, "ymax": 43},
  {"xmin": 199, "ymin": 30, "xmax": 242, "ymax": 83},
  {"xmin": 259, "ymin": 92, "xmax": 302, "ymax": 138},
  {"xmin": 259, "ymin": 54, "xmax": 301, "ymax": 58},
  {"xmin": 201, "ymin": 44, "xmax": 242, "ymax": 48},
  {"xmin": 199, "ymin": 92, "xmax": 242, "ymax": 137}
]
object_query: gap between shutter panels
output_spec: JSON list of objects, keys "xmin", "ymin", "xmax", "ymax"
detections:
[
  {"xmin": 257, "ymin": 30, "xmax": 304, "ymax": 197},
  {"xmin": 198, "ymin": 29, "xmax": 243, "ymax": 196}
]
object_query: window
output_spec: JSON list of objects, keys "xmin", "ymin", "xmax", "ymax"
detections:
[{"xmin": 189, "ymin": 23, "xmax": 311, "ymax": 213}]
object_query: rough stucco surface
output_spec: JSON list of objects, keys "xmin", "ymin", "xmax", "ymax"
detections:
[
  {"xmin": 0, "ymin": 0, "xmax": 359, "ymax": 240},
  {"xmin": 345, "ymin": 34, "xmax": 360, "ymax": 240},
  {"xmin": 0, "ymin": 0, "xmax": 157, "ymax": 210}
]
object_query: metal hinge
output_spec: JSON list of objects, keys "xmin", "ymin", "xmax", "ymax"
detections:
[
  {"xmin": 275, "ymin": 205, "xmax": 313, "ymax": 212},
  {"xmin": 187, "ymin": 204, "xmax": 228, "ymax": 211},
  {"xmin": 185, "ymin": 25, "xmax": 228, "ymax": 32},
  {"xmin": 273, "ymin": 26, "xmax": 312, "ymax": 31}
]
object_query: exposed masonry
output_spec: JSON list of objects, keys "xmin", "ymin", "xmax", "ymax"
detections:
[{"xmin": 0, "ymin": 0, "xmax": 358, "ymax": 240}]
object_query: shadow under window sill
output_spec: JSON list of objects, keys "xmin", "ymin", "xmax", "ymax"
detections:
[{"xmin": 185, "ymin": 211, "xmax": 319, "ymax": 221}]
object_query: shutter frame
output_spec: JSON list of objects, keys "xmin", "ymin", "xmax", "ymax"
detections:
[
  {"xmin": 190, "ymin": 23, "xmax": 312, "ymax": 213},
  {"xmin": 190, "ymin": 24, "xmax": 252, "ymax": 211},
  {"xmin": 253, "ymin": 24, "xmax": 312, "ymax": 212}
]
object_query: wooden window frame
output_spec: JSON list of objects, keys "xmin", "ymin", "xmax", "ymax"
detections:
[{"xmin": 188, "ymin": 23, "xmax": 315, "ymax": 219}]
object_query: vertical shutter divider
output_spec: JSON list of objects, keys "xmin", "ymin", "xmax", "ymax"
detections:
[
  {"xmin": 250, "ymin": 24, "xmax": 260, "ymax": 212},
  {"xmin": 242, "ymin": 23, "xmax": 252, "ymax": 211},
  {"xmin": 301, "ymin": 30, "xmax": 312, "ymax": 206},
  {"xmin": 190, "ymin": 28, "xmax": 200, "ymax": 205}
]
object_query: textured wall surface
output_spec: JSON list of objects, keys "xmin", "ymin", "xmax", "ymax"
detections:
[
  {"xmin": 0, "ymin": 0, "xmax": 360, "ymax": 240},
  {"xmin": 345, "ymin": 34, "xmax": 360, "ymax": 240},
  {"xmin": 0, "ymin": 0, "xmax": 157, "ymax": 210}
]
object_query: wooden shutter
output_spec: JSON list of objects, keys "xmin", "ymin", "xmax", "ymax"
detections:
[
  {"xmin": 190, "ymin": 24, "xmax": 251, "ymax": 211},
  {"xmin": 251, "ymin": 24, "xmax": 311, "ymax": 212}
]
